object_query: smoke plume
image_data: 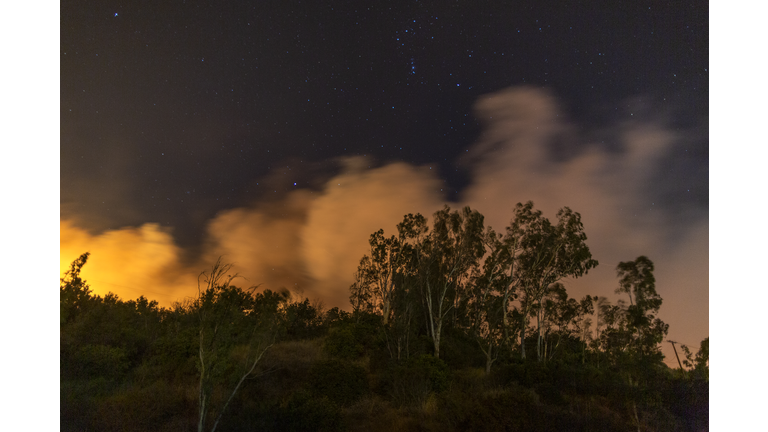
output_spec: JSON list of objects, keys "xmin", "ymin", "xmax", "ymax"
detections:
[{"xmin": 60, "ymin": 86, "xmax": 708, "ymax": 356}]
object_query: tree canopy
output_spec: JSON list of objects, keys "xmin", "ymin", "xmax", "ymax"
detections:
[{"xmin": 60, "ymin": 202, "xmax": 707, "ymax": 432}]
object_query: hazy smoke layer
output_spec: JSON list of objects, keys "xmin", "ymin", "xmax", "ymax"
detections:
[
  {"xmin": 60, "ymin": 86, "xmax": 707, "ymax": 353},
  {"xmin": 462, "ymin": 87, "xmax": 708, "ymax": 349}
]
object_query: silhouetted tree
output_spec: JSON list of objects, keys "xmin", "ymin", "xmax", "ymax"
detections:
[
  {"xmin": 681, "ymin": 337, "xmax": 709, "ymax": 381},
  {"xmin": 196, "ymin": 258, "xmax": 289, "ymax": 432},
  {"xmin": 467, "ymin": 227, "xmax": 512, "ymax": 374},
  {"xmin": 508, "ymin": 202, "xmax": 598, "ymax": 360},
  {"xmin": 60, "ymin": 252, "xmax": 93, "ymax": 325},
  {"xmin": 416, "ymin": 206, "xmax": 485, "ymax": 359},
  {"xmin": 598, "ymin": 256, "xmax": 669, "ymax": 431}
]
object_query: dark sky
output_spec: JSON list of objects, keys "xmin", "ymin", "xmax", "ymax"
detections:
[
  {"xmin": 62, "ymin": 1, "xmax": 707, "ymax": 243},
  {"xmin": 60, "ymin": 0, "xmax": 708, "ymax": 358}
]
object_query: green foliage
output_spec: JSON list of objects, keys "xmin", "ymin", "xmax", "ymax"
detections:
[
  {"xmin": 323, "ymin": 306, "xmax": 352, "ymax": 328},
  {"xmin": 309, "ymin": 359, "xmax": 369, "ymax": 406},
  {"xmin": 285, "ymin": 298, "xmax": 326, "ymax": 340},
  {"xmin": 600, "ymin": 256, "xmax": 669, "ymax": 370},
  {"xmin": 195, "ymin": 258, "xmax": 291, "ymax": 432},
  {"xmin": 60, "ymin": 252, "xmax": 93, "ymax": 325},
  {"xmin": 90, "ymin": 380, "xmax": 192, "ymax": 432},
  {"xmin": 385, "ymin": 355, "xmax": 449, "ymax": 406},
  {"xmin": 324, "ymin": 325, "xmax": 365, "ymax": 360},
  {"xmin": 439, "ymin": 328, "xmax": 486, "ymax": 369},
  {"xmin": 60, "ymin": 202, "xmax": 707, "ymax": 432},
  {"xmin": 281, "ymin": 390, "xmax": 346, "ymax": 432},
  {"xmin": 72, "ymin": 344, "xmax": 130, "ymax": 380},
  {"xmin": 681, "ymin": 337, "xmax": 709, "ymax": 381}
]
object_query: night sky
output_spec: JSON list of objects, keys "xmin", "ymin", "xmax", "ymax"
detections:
[{"xmin": 59, "ymin": 1, "xmax": 708, "ymax": 364}]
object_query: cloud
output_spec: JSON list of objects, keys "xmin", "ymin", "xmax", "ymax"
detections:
[
  {"xmin": 200, "ymin": 158, "xmax": 444, "ymax": 307},
  {"xmin": 299, "ymin": 159, "xmax": 444, "ymax": 306},
  {"xmin": 200, "ymin": 189, "xmax": 315, "ymax": 295},
  {"xmin": 60, "ymin": 220, "xmax": 197, "ymax": 305},
  {"xmin": 60, "ymin": 86, "xmax": 707, "ymax": 361}
]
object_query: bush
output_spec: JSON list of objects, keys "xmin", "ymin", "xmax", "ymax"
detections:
[
  {"xmin": 73, "ymin": 344, "xmax": 130, "ymax": 380},
  {"xmin": 324, "ymin": 326, "xmax": 365, "ymax": 360},
  {"xmin": 310, "ymin": 360, "xmax": 369, "ymax": 406},
  {"xmin": 386, "ymin": 355, "xmax": 449, "ymax": 407},
  {"xmin": 282, "ymin": 390, "xmax": 346, "ymax": 432},
  {"xmin": 90, "ymin": 380, "xmax": 191, "ymax": 432}
]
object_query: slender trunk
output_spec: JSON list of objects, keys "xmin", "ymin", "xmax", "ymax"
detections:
[
  {"xmin": 382, "ymin": 300, "xmax": 390, "ymax": 326},
  {"xmin": 520, "ymin": 322, "xmax": 527, "ymax": 360},
  {"xmin": 501, "ymin": 284, "xmax": 513, "ymax": 348},
  {"xmin": 536, "ymin": 307, "xmax": 542, "ymax": 361},
  {"xmin": 198, "ymin": 330, "xmax": 207, "ymax": 432},
  {"xmin": 425, "ymin": 280, "xmax": 441, "ymax": 358},
  {"xmin": 210, "ymin": 345, "xmax": 271, "ymax": 432},
  {"xmin": 485, "ymin": 341, "xmax": 494, "ymax": 375},
  {"xmin": 628, "ymin": 374, "xmax": 640, "ymax": 432},
  {"xmin": 405, "ymin": 310, "xmax": 412, "ymax": 360},
  {"xmin": 632, "ymin": 401, "xmax": 640, "ymax": 432}
]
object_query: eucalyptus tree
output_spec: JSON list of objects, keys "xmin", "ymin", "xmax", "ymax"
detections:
[
  {"xmin": 605, "ymin": 256, "xmax": 669, "ymax": 431},
  {"xmin": 417, "ymin": 206, "xmax": 485, "ymax": 359},
  {"xmin": 537, "ymin": 283, "xmax": 570, "ymax": 361},
  {"xmin": 508, "ymin": 202, "xmax": 598, "ymax": 360},
  {"xmin": 614, "ymin": 256, "xmax": 668, "ymax": 362},
  {"xmin": 357, "ymin": 213, "xmax": 427, "ymax": 325},
  {"xmin": 467, "ymin": 227, "xmax": 510, "ymax": 373},
  {"xmin": 349, "ymin": 213, "xmax": 427, "ymax": 358},
  {"xmin": 537, "ymin": 285, "xmax": 595, "ymax": 362},
  {"xmin": 681, "ymin": 337, "xmax": 709, "ymax": 380}
]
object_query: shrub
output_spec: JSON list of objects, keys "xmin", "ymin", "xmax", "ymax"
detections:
[
  {"xmin": 324, "ymin": 326, "xmax": 365, "ymax": 360},
  {"xmin": 73, "ymin": 344, "xmax": 130, "ymax": 380},
  {"xmin": 310, "ymin": 359, "xmax": 369, "ymax": 406},
  {"xmin": 282, "ymin": 390, "xmax": 346, "ymax": 432},
  {"xmin": 386, "ymin": 355, "xmax": 449, "ymax": 407}
]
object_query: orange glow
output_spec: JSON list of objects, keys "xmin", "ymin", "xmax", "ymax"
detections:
[
  {"xmin": 60, "ymin": 220, "xmax": 198, "ymax": 306},
  {"xmin": 60, "ymin": 88, "xmax": 707, "ymax": 368}
]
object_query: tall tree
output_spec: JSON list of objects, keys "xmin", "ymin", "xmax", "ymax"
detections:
[
  {"xmin": 681, "ymin": 337, "xmax": 709, "ymax": 381},
  {"xmin": 614, "ymin": 256, "xmax": 668, "ymax": 361},
  {"xmin": 196, "ymin": 258, "xmax": 288, "ymax": 432},
  {"xmin": 349, "ymin": 213, "xmax": 427, "ymax": 359},
  {"xmin": 467, "ymin": 227, "xmax": 511, "ymax": 374},
  {"xmin": 355, "ymin": 214, "xmax": 426, "ymax": 325},
  {"xmin": 598, "ymin": 257, "xmax": 669, "ymax": 432},
  {"xmin": 417, "ymin": 206, "xmax": 485, "ymax": 359},
  {"xmin": 509, "ymin": 202, "xmax": 598, "ymax": 360}
]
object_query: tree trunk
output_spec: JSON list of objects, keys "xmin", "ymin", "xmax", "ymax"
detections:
[
  {"xmin": 520, "ymin": 322, "xmax": 527, "ymax": 360},
  {"xmin": 485, "ymin": 342, "xmax": 494, "ymax": 375},
  {"xmin": 382, "ymin": 300, "xmax": 390, "ymax": 326},
  {"xmin": 210, "ymin": 345, "xmax": 271, "ymax": 432},
  {"xmin": 632, "ymin": 401, "xmax": 640, "ymax": 432},
  {"xmin": 433, "ymin": 320, "xmax": 442, "ymax": 359},
  {"xmin": 537, "ymin": 306, "xmax": 543, "ymax": 362},
  {"xmin": 198, "ymin": 330, "xmax": 207, "ymax": 432}
]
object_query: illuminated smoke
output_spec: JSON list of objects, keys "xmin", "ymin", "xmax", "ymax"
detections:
[
  {"xmin": 60, "ymin": 220, "xmax": 197, "ymax": 305},
  {"xmin": 60, "ymin": 86, "xmax": 707, "ymax": 359}
]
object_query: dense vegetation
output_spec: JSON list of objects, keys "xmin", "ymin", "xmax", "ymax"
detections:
[{"xmin": 61, "ymin": 202, "xmax": 708, "ymax": 431}]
